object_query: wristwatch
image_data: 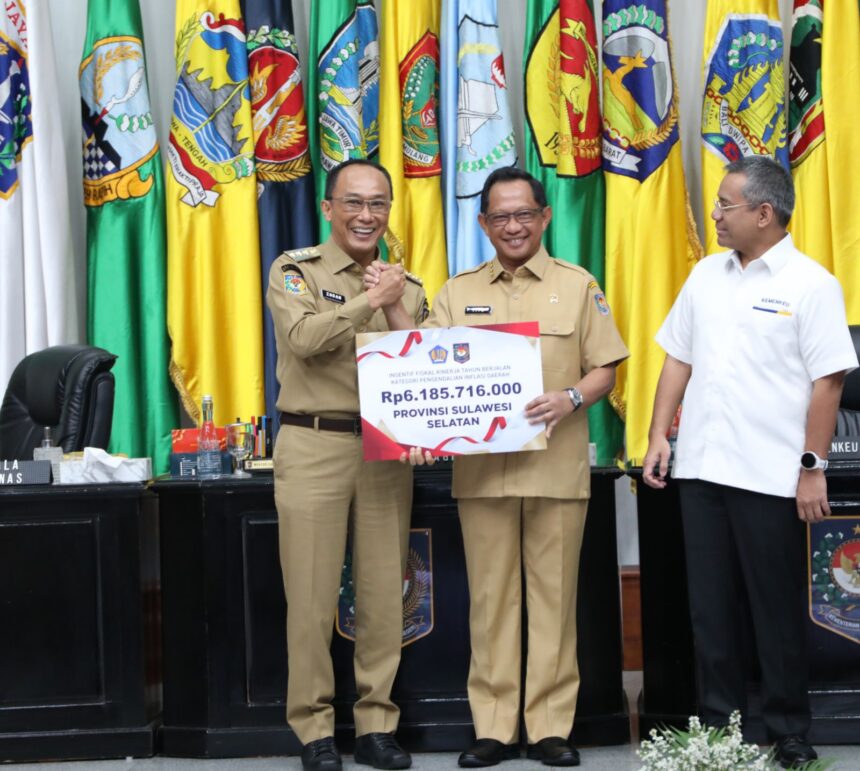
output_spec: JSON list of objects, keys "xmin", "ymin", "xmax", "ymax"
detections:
[
  {"xmin": 565, "ymin": 387, "xmax": 584, "ymax": 412},
  {"xmin": 800, "ymin": 450, "xmax": 828, "ymax": 471}
]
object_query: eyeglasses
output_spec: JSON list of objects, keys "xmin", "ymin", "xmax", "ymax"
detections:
[
  {"xmin": 484, "ymin": 207, "xmax": 545, "ymax": 228},
  {"xmin": 713, "ymin": 198, "xmax": 757, "ymax": 213},
  {"xmin": 328, "ymin": 196, "xmax": 392, "ymax": 214}
]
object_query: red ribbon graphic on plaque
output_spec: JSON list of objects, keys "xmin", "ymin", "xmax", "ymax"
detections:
[{"xmin": 356, "ymin": 323, "xmax": 547, "ymax": 461}]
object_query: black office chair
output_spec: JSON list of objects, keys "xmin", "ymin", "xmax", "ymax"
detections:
[
  {"xmin": 0, "ymin": 345, "xmax": 117, "ymax": 459},
  {"xmin": 836, "ymin": 325, "xmax": 860, "ymax": 436}
]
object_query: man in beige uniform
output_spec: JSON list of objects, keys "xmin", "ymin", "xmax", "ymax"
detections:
[
  {"xmin": 266, "ymin": 160, "xmax": 427, "ymax": 771},
  {"xmin": 371, "ymin": 167, "xmax": 628, "ymax": 767}
]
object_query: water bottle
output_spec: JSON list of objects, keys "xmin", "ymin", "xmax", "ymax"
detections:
[{"xmin": 197, "ymin": 395, "xmax": 221, "ymax": 479}]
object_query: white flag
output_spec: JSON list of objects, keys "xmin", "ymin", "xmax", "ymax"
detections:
[{"xmin": 1, "ymin": 0, "xmax": 78, "ymax": 393}]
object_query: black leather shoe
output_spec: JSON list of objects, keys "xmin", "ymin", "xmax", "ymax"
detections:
[
  {"xmin": 526, "ymin": 737, "xmax": 580, "ymax": 767},
  {"xmin": 773, "ymin": 735, "xmax": 818, "ymax": 768},
  {"xmin": 458, "ymin": 738, "xmax": 520, "ymax": 767},
  {"xmin": 354, "ymin": 732, "xmax": 412, "ymax": 769},
  {"xmin": 301, "ymin": 737, "xmax": 342, "ymax": 771}
]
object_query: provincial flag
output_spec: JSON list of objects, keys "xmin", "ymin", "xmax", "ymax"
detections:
[
  {"xmin": 80, "ymin": 0, "xmax": 178, "ymax": 474},
  {"xmin": 307, "ymin": 0, "xmax": 380, "ymax": 242},
  {"xmin": 441, "ymin": 0, "xmax": 516, "ymax": 276},
  {"xmin": 602, "ymin": 0, "xmax": 702, "ymax": 466},
  {"xmin": 379, "ymin": 0, "xmax": 448, "ymax": 300},
  {"xmin": 1, "ymin": 0, "xmax": 79, "ymax": 393},
  {"xmin": 245, "ymin": 0, "xmax": 317, "ymax": 430},
  {"xmin": 701, "ymin": 0, "xmax": 788, "ymax": 255},
  {"xmin": 788, "ymin": 0, "xmax": 831, "ymax": 272},
  {"xmin": 820, "ymin": 0, "xmax": 860, "ymax": 321},
  {"xmin": 166, "ymin": 0, "xmax": 265, "ymax": 425},
  {"xmin": 524, "ymin": 0, "xmax": 622, "ymax": 466}
]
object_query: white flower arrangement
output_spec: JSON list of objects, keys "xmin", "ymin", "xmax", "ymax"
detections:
[{"xmin": 637, "ymin": 711, "xmax": 831, "ymax": 770}]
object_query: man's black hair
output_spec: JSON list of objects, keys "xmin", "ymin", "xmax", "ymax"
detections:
[
  {"xmin": 324, "ymin": 158, "xmax": 394, "ymax": 200},
  {"xmin": 479, "ymin": 167, "xmax": 547, "ymax": 213}
]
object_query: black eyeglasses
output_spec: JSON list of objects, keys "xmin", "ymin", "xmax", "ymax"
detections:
[{"xmin": 484, "ymin": 207, "xmax": 545, "ymax": 228}]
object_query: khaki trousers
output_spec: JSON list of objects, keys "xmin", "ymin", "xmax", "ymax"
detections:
[
  {"xmin": 458, "ymin": 496, "xmax": 587, "ymax": 744},
  {"xmin": 274, "ymin": 424, "xmax": 412, "ymax": 743}
]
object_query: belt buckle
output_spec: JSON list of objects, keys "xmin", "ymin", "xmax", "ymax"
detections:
[{"xmin": 352, "ymin": 417, "xmax": 362, "ymax": 436}]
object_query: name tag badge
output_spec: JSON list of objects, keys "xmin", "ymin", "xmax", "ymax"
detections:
[
  {"xmin": 322, "ymin": 289, "xmax": 346, "ymax": 305},
  {"xmin": 465, "ymin": 305, "xmax": 492, "ymax": 314}
]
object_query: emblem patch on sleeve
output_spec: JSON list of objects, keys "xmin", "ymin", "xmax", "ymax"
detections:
[
  {"xmin": 284, "ymin": 274, "xmax": 308, "ymax": 296},
  {"xmin": 593, "ymin": 292, "xmax": 610, "ymax": 316}
]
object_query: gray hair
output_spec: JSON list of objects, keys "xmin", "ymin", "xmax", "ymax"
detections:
[{"xmin": 723, "ymin": 156, "xmax": 795, "ymax": 227}]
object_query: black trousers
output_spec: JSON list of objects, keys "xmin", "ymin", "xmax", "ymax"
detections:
[{"xmin": 678, "ymin": 479, "xmax": 811, "ymax": 739}]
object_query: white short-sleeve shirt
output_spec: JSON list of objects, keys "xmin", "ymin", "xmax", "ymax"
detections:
[{"xmin": 656, "ymin": 234, "xmax": 858, "ymax": 498}]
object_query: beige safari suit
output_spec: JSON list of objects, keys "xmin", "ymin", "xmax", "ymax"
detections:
[
  {"xmin": 266, "ymin": 238, "xmax": 427, "ymax": 744},
  {"xmin": 426, "ymin": 247, "xmax": 629, "ymax": 744}
]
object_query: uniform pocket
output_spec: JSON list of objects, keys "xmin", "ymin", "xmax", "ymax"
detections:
[{"xmin": 539, "ymin": 320, "xmax": 577, "ymax": 374}]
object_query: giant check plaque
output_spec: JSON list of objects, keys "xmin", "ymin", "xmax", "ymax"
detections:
[{"xmin": 357, "ymin": 322, "xmax": 546, "ymax": 461}]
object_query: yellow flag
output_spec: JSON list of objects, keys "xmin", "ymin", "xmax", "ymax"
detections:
[
  {"xmin": 166, "ymin": 2, "xmax": 265, "ymax": 425},
  {"xmin": 700, "ymin": 0, "xmax": 788, "ymax": 255},
  {"xmin": 821, "ymin": 0, "xmax": 860, "ymax": 321},
  {"xmin": 379, "ymin": 0, "xmax": 448, "ymax": 300},
  {"xmin": 788, "ymin": 0, "xmax": 832, "ymax": 272},
  {"xmin": 602, "ymin": 0, "xmax": 702, "ymax": 466}
]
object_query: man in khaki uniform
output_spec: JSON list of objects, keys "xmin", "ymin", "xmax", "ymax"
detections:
[
  {"xmin": 266, "ymin": 159, "xmax": 427, "ymax": 771},
  {"xmin": 370, "ymin": 167, "xmax": 628, "ymax": 768}
]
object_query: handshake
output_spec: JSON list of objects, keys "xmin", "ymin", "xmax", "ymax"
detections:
[
  {"xmin": 361, "ymin": 259, "xmax": 435, "ymax": 467},
  {"xmin": 364, "ymin": 260, "xmax": 406, "ymax": 311}
]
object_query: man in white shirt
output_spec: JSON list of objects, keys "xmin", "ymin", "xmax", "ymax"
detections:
[{"xmin": 643, "ymin": 156, "xmax": 858, "ymax": 769}]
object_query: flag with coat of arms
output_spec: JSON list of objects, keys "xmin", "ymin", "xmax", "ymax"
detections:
[
  {"xmin": 789, "ymin": 0, "xmax": 860, "ymax": 322},
  {"xmin": 166, "ymin": 0, "xmax": 265, "ymax": 425},
  {"xmin": 379, "ymin": 0, "xmax": 448, "ymax": 300},
  {"xmin": 245, "ymin": 0, "xmax": 317, "ymax": 431},
  {"xmin": 523, "ymin": 0, "xmax": 622, "ymax": 466},
  {"xmin": 80, "ymin": 0, "xmax": 178, "ymax": 474},
  {"xmin": 307, "ymin": 0, "xmax": 381, "ymax": 243},
  {"xmin": 700, "ymin": 0, "xmax": 788, "ymax": 255},
  {"xmin": 440, "ymin": 0, "xmax": 516, "ymax": 276},
  {"xmin": 602, "ymin": 0, "xmax": 701, "ymax": 466},
  {"xmin": 788, "ymin": 0, "xmax": 831, "ymax": 272},
  {"xmin": 1, "ymin": 0, "xmax": 79, "ymax": 394}
]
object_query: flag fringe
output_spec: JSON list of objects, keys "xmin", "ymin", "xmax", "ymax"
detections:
[{"xmin": 169, "ymin": 357, "xmax": 200, "ymax": 424}]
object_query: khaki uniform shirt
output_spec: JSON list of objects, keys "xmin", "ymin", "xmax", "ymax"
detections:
[
  {"xmin": 267, "ymin": 238, "xmax": 428, "ymax": 418},
  {"xmin": 427, "ymin": 247, "xmax": 629, "ymax": 500}
]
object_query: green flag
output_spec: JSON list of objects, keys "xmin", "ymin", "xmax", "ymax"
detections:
[
  {"xmin": 524, "ymin": 0, "xmax": 623, "ymax": 466},
  {"xmin": 80, "ymin": 0, "xmax": 177, "ymax": 474},
  {"xmin": 307, "ymin": 0, "xmax": 381, "ymax": 241}
]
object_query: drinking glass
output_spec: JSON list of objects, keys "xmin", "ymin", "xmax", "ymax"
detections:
[{"xmin": 225, "ymin": 422, "xmax": 254, "ymax": 478}]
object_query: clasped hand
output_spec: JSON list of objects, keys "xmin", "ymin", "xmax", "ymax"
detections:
[{"xmin": 365, "ymin": 260, "xmax": 405, "ymax": 309}]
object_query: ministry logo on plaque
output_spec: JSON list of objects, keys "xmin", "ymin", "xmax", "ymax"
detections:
[
  {"xmin": 809, "ymin": 516, "xmax": 860, "ymax": 645},
  {"xmin": 337, "ymin": 528, "xmax": 434, "ymax": 647}
]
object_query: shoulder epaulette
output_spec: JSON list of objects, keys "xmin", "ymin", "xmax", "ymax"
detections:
[
  {"xmin": 551, "ymin": 257, "xmax": 591, "ymax": 278},
  {"xmin": 405, "ymin": 270, "xmax": 423, "ymax": 286},
  {"xmin": 284, "ymin": 246, "xmax": 322, "ymax": 263},
  {"xmin": 454, "ymin": 261, "xmax": 491, "ymax": 278}
]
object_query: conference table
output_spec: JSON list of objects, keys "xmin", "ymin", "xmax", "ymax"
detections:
[
  {"xmin": 0, "ymin": 482, "xmax": 160, "ymax": 761},
  {"xmin": 154, "ymin": 463, "xmax": 629, "ymax": 757}
]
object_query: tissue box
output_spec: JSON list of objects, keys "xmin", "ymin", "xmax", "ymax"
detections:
[{"xmin": 58, "ymin": 448, "xmax": 152, "ymax": 484}]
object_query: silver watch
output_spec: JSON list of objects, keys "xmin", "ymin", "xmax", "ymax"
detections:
[{"xmin": 565, "ymin": 387, "xmax": 583, "ymax": 412}]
